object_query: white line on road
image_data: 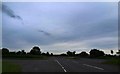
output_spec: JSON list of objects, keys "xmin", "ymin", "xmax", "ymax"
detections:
[
  {"xmin": 55, "ymin": 60, "xmax": 67, "ymax": 72},
  {"xmin": 83, "ymin": 64, "xmax": 104, "ymax": 70}
]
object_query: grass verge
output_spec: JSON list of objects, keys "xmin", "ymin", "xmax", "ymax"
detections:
[
  {"xmin": 2, "ymin": 61, "xmax": 21, "ymax": 72},
  {"xmin": 3, "ymin": 55, "xmax": 48, "ymax": 60},
  {"xmin": 66, "ymin": 57, "xmax": 79, "ymax": 60},
  {"xmin": 102, "ymin": 58, "xmax": 120, "ymax": 65}
]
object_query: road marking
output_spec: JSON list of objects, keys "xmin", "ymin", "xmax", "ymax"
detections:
[
  {"xmin": 83, "ymin": 64, "xmax": 104, "ymax": 70},
  {"xmin": 55, "ymin": 60, "xmax": 67, "ymax": 72}
]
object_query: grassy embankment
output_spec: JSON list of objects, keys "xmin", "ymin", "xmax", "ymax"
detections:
[
  {"xmin": 2, "ymin": 61, "xmax": 21, "ymax": 72},
  {"xmin": 2, "ymin": 54, "xmax": 48, "ymax": 60},
  {"xmin": 93, "ymin": 56, "xmax": 120, "ymax": 65},
  {"xmin": 2, "ymin": 55, "xmax": 49, "ymax": 72},
  {"xmin": 102, "ymin": 58, "xmax": 120, "ymax": 65}
]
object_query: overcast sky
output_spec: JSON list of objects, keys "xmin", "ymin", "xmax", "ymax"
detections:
[{"xmin": 2, "ymin": 2, "xmax": 118, "ymax": 54}]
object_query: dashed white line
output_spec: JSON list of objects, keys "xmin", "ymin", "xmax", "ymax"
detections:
[
  {"xmin": 55, "ymin": 60, "xmax": 67, "ymax": 72},
  {"xmin": 83, "ymin": 64, "xmax": 104, "ymax": 70}
]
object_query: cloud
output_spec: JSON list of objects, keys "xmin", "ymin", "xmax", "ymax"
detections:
[
  {"xmin": 2, "ymin": 2, "xmax": 118, "ymax": 54},
  {"xmin": 2, "ymin": 4, "xmax": 23, "ymax": 20},
  {"xmin": 38, "ymin": 29, "xmax": 51, "ymax": 36}
]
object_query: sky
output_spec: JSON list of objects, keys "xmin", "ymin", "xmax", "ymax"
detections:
[
  {"xmin": 2, "ymin": 0, "xmax": 119, "ymax": 2},
  {"xmin": 2, "ymin": 2, "xmax": 118, "ymax": 54}
]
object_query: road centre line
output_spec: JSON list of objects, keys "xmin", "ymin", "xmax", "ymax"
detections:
[
  {"xmin": 83, "ymin": 64, "xmax": 104, "ymax": 70},
  {"xmin": 55, "ymin": 60, "xmax": 67, "ymax": 72}
]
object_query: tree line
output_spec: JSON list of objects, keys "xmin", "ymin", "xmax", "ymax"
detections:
[{"xmin": 1, "ymin": 46, "xmax": 120, "ymax": 58}]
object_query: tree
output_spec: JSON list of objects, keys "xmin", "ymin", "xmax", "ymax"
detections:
[
  {"xmin": 116, "ymin": 50, "xmax": 120, "ymax": 56},
  {"xmin": 16, "ymin": 51, "xmax": 22, "ymax": 55},
  {"xmin": 21, "ymin": 50, "xmax": 26, "ymax": 54},
  {"xmin": 46, "ymin": 52, "xmax": 50, "ymax": 56},
  {"xmin": 67, "ymin": 51, "xmax": 73, "ymax": 56},
  {"xmin": 30, "ymin": 46, "xmax": 41, "ymax": 55},
  {"xmin": 111, "ymin": 50, "xmax": 114, "ymax": 55},
  {"xmin": 73, "ymin": 51, "xmax": 76, "ymax": 56},
  {"xmin": 89, "ymin": 49, "xmax": 105, "ymax": 57},
  {"xmin": 67, "ymin": 51, "xmax": 76, "ymax": 56},
  {"xmin": 41, "ymin": 53, "xmax": 46, "ymax": 55},
  {"xmin": 9, "ymin": 52, "xmax": 16, "ymax": 55},
  {"xmin": 17, "ymin": 50, "xmax": 26, "ymax": 55},
  {"xmin": 51, "ymin": 53, "xmax": 53, "ymax": 56},
  {"xmin": 2, "ymin": 48, "xmax": 9, "ymax": 55},
  {"xmin": 79, "ymin": 51, "xmax": 89, "ymax": 57},
  {"xmin": 60, "ymin": 53, "xmax": 67, "ymax": 56}
]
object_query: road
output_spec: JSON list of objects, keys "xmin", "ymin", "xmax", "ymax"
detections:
[{"xmin": 3, "ymin": 57, "xmax": 119, "ymax": 72}]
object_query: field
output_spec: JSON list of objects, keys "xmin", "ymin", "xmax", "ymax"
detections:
[{"xmin": 2, "ymin": 61, "xmax": 21, "ymax": 72}]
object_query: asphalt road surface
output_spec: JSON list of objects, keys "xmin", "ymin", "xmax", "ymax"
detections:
[{"xmin": 3, "ymin": 57, "xmax": 119, "ymax": 72}]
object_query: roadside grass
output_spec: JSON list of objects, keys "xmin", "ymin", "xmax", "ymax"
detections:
[
  {"xmin": 87, "ymin": 56, "xmax": 120, "ymax": 65},
  {"xmin": 0, "ymin": 60, "xmax": 2, "ymax": 73},
  {"xmin": 2, "ymin": 61, "xmax": 21, "ymax": 72},
  {"xmin": 3, "ymin": 55, "xmax": 48, "ymax": 60},
  {"xmin": 102, "ymin": 58, "xmax": 120, "ymax": 65},
  {"xmin": 66, "ymin": 57, "xmax": 79, "ymax": 60}
]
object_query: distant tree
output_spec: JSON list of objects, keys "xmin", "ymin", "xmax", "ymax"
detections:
[
  {"xmin": 67, "ymin": 51, "xmax": 73, "ymax": 56},
  {"xmin": 9, "ymin": 52, "xmax": 16, "ymax": 55},
  {"xmin": 89, "ymin": 49, "xmax": 105, "ymax": 57},
  {"xmin": 21, "ymin": 50, "xmax": 26, "ymax": 54},
  {"xmin": 116, "ymin": 50, "xmax": 120, "ymax": 56},
  {"xmin": 2, "ymin": 48, "xmax": 9, "ymax": 55},
  {"xmin": 111, "ymin": 50, "xmax": 114, "ymax": 55},
  {"xmin": 46, "ymin": 52, "xmax": 50, "ymax": 56},
  {"xmin": 16, "ymin": 51, "xmax": 22, "ymax": 55},
  {"xmin": 67, "ymin": 51, "xmax": 76, "ymax": 56},
  {"xmin": 41, "ymin": 53, "xmax": 46, "ymax": 55},
  {"xmin": 27, "ymin": 52, "xmax": 31, "ymax": 55},
  {"xmin": 17, "ymin": 50, "xmax": 26, "ymax": 55},
  {"xmin": 51, "ymin": 53, "xmax": 53, "ymax": 56},
  {"xmin": 79, "ymin": 51, "xmax": 89, "ymax": 57},
  {"xmin": 105, "ymin": 54, "xmax": 112, "ymax": 57},
  {"xmin": 30, "ymin": 46, "xmax": 41, "ymax": 55},
  {"xmin": 60, "ymin": 53, "xmax": 67, "ymax": 56},
  {"xmin": 73, "ymin": 51, "xmax": 76, "ymax": 56}
]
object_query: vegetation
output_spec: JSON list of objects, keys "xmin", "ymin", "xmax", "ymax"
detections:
[
  {"xmin": 1, "ymin": 46, "xmax": 119, "ymax": 60},
  {"xmin": 111, "ymin": 50, "xmax": 114, "ymax": 55},
  {"xmin": 2, "ymin": 48, "xmax": 9, "ymax": 55},
  {"xmin": 102, "ymin": 58, "xmax": 120, "ymax": 65},
  {"xmin": 30, "ymin": 46, "xmax": 41, "ymax": 55},
  {"xmin": 2, "ymin": 61, "xmax": 21, "ymax": 72},
  {"xmin": 2, "ymin": 46, "xmax": 48, "ymax": 59},
  {"xmin": 1, "ymin": 46, "xmax": 119, "ymax": 72},
  {"xmin": 89, "ymin": 49, "xmax": 105, "ymax": 58},
  {"xmin": 78, "ymin": 51, "xmax": 89, "ymax": 57},
  {"xmin": 66, "ymin": 51, "xmax": 76, "ymax": 56},
  {"xmin": 66, "ymin": 57, "xmax": 79, "ymax": 59},
  {"xmin": 116, "ymin": 50, "xmax": 120, "ymax": 56}
]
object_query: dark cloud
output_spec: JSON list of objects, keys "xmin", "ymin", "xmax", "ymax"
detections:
[
  {"xmin": 38, "ymin": 29, "xmax": 51, "ymax": 36},
  {"xmin": 2, "ymin": 4, "xmax": 23, "ymax": 20},
  {"xmin": 2, "ymin": 2, "xmax": 118, "ymax": 53}
]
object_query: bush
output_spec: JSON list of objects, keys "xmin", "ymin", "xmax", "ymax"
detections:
[{"xmin": 89, "ymin": 49, "xmax": 105, "ymax": 58}]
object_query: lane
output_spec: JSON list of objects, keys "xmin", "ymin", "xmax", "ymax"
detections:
[
  {"xmin": 55, "ymin": 60, "xmax": 67, "ymax": 72},
  {"xmin": 55, "ymin": 57, "xmax": 105, "ymax": 72},
  {"xmin": 83, "ymin": 64, "xmax": 104, "ymax": 70},
  {"xmin": 4, "ymin": 59, "xmax": 64, "ymax": 72},
  {"xmin": 3, "ymin": 57, "xmax": 119, "ymax": 72},
  {"xmin": 75, "ymin": 58, "xmax": 119, "ymax": 72}
]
